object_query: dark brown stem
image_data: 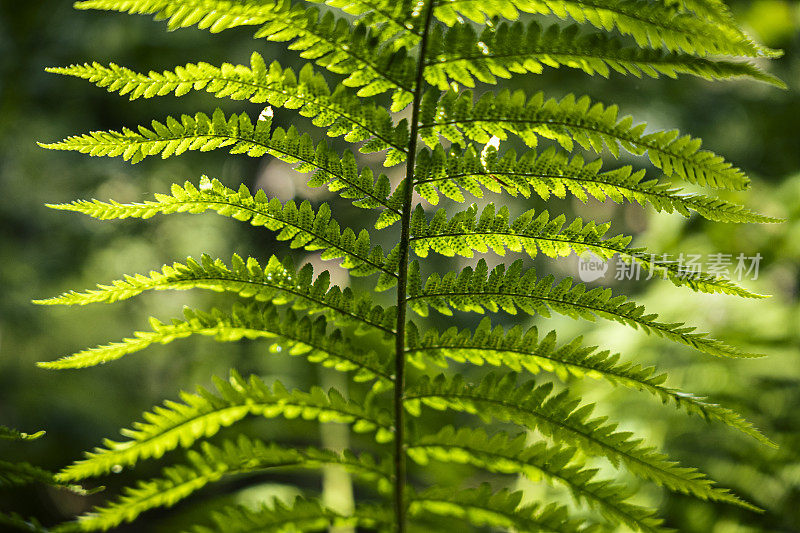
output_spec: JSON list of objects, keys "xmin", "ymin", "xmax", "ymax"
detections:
[{"xmin": 393, "ymin": 2, "xmax": 436, "ymax": 532}]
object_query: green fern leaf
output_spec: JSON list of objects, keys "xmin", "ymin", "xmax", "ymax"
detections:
[
  {"xmin": 74, "ymin": 0, "xmax": 275, "ymax": 32},
  {"xmin": 409, "ymin": 426, "xmax": 665, "ymax": 532},
  {"xmin": 78, "ymin": 0, "xmax": 418, "ymax": 41},
  {"xmin": 433, "ymin": 0, "xmax": 778, "ymax": 58},
  {"xmin": 0, "ymin": 513, "xmax": 50, "ymax": 533},
  {"xmin": 0, "ymin": 426, "xmax": 45, "ymax": 441},
  {"xmin": 316, "ymin": 0, "xmax": 421, "ymax": 42},
  {"xmin": 0, "ymin": 427, "xmax": 93, "ymax": 496},
  {"xmin": 410, "ymin": 483, "xmax": 602, "ymax": 532},
  {"xmin": 76, "ymin": 0, "xmax": 418, "ymax": 107},
  {"xmin": 420, "ymin": 89, "xmax": 764, "ymax": 190},
  {"xmin": 406, "ymin": 373, "xmax": 756, "ymax": 510},
  {"xmin": 40, "ymin": 109, "xmax": 406, "ymax": 220},
  {"xmin": 251, "ymin": 2, "xmax": 417, "ymax": 101},
  {"xmin": 186, "ymin": 498, "xmax": 391, "ymax": 533},
  {"xmin": 407, "ymin": 259, "xmax": 762, "ymax": 358},
  {"xmin": 408, "ymin": 202, "xmax": 763, "ymax": 298},
  {"xmin": 0, "ymin": 460, "xmax": 92, "ymax": 497},
  {"xmin": 57, "ymin": 371, "xmax": 393, "ymax": 482},
  {"xmin": 414, "ymin": 145, "xmax": 780, "ymax": 223},
  {"xmin": 60, "ymin": 436, "xmax": 390, "ymax": 532},
  {"xmin": 34, "ymin": 253, "xmax": 396, "ymax": 335},
  {"xmin": 422, "ymin": 21, "xmax": 782, "ymax": 90},
  {"xmin": 49, "ymin": 177, "xmax": 398, "ymax": 282},
  {"xmin": 405, "ymin": 319, "xmax": 775, "ymax": 447},
  {"xmin": 38, "ymin": 302, "xmax": 393, "ymax": 386},
  {"xmin": 0, "ymin": 461, "xmax": 58, "ymax": 489},
  {"xmin": 668, "ymin": 0, "xmax": 735, "ymax": 23},
  {"xmin": 47, "ymin": 56, "xmax": 410, "ymax": 164}
]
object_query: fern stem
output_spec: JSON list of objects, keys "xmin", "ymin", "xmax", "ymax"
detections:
[{"xmin": 394, "ymin": 2, "xmax": 436, "ymax": 531}]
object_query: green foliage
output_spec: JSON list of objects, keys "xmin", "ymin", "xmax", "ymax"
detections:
[
  {"xmin": 408, "ymin": 426, "xmax": 665, "ymax": 532},
  {"xmin": 406, "ymin": 372, "xmax": 755, "ymax": 508},
  {"xmin": 0, "ymin": 426, "xmax": 94, "ymax": 530},
  {"xmin": 186, "ymin": 498, "xmax": 391, "ymax": 533},
  {"xmin": 50, "ymin": 176, "xmax": 400, "ymax": 283},
  {"xmin": 407, "ymin": 202, "xmax": 766, "ymax": 297},
  {"xmin": 0, "ymin": 426, "xmax": 46, "ymax": 441},
  {"xmin": 38, "ymin": 302, "xmax": 394, "ymax": 384},
  {"xmin": 56, "ymin": 436, "xmax": 391, "ymax": 532},
  {"xmin": 0, "ymin": 513, "xmax": 50, "ymax": 533},
  {"xmin": 407, "ymin": 258, "xmax": 761, "ymax": 357},
  {"xmin": 404, "ymin": 319, "xmax": 775, "ymax": 446},
  {"xmin": 408, "ymin": 484, "xmax": 601, "ymax": 532},
  {"xmin": 419, "ymin": 89, "xmax": 772, "ymax": 190},
  {"xmin": 47, "ymin": 55, "xmax": 411, "ymax": 165},
  {"xmin": 57, "ymin": 371, "xmax": 393, "ymax": 483},
  {"xmin": 431, "ymin": 0, "xmax": 778, "ymax": 58},
  {"xmin": 413, "ymin": 145, "xmax": 780, "ymax": 223},
  {"xmin": 422, "ymin": 20, "xmax": 782, "ymax": 90},
  {"xmin": 35, "ymin": 0, "xmax": 782, "ymax": 531},
  {"xmin": 36, "ymin": 253, "xmax": 397, "ymax": 334},
  {"xmin": 40, "ymin": 108, "xmax": 407, "ymax": 226}
]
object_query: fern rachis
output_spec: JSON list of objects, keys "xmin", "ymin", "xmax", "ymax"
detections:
[{"xmin": 33, "ymin": 0, "xmax": 783, "ymax": 531}]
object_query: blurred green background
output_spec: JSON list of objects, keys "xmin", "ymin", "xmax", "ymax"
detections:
[{"xmin": 0, "ymin": 1, "xmax": 798, "ymax": 531}]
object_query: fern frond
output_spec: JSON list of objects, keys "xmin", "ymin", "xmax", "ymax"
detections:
[
  {"xmin": 420, "ymin": 90, "xmax": 758, "ymax": 190},
  {"xmin": 414, "ymin": 146, "xmax": 780, "ymax": 223},
  {"xmin": 40, "ymin": 109, "xmax": 406, "ymax": 219},
  {"xmin": 57, "ymin": 371, "xmax": 393, "ymax": 482},
  {"xmin": 314, "ymin": 0, "xmax": 421, "ymax": 42},
  {"xmin": 433, "ymin": 0, "xmax": 778, "ymax": 58},
  {"xmin": 668, "ymin": 0, "xmax": 735, "ymax": 24},
  {"xmin": 34, "ymin": 254, "xmax": 396, "ymax": 335},
  {"xmin": 76, "ymin": 0, "xmax": 418, "ymax": 107},
  {"xmin": 0, "ymin": 513, "xmax": 49, "ymax": 533},
  {"xmin": 76, "ymin": 0, "xmax": 417, "ymax": 40},
  {"xmin": 405, "ymin": 319, "xmax": 776, "ymax": 447},
  {"xmin": 83, "ymin": 0, "xmax": 421, "ymax": 47},
  {"xmin": 409, "ymin": 426, "xmax": 665, "ymax": 532},
  {"xmin": 74, "ymin": 0, "xmax": 274, "ymax": 32},
  {"xmin": 253, "ymin": 2, "xmax": 417, "ymax": 106},
  {"xmin": 422, "ymin": 22, "xmax": 782, "ymax": 90},
  {"xmin": 38, "ymin": 302, "xmax": 393, "ymax": 385},
  {"xmin": 407, "ymin": 259, "xmax": 761, "ymax": 358},
  {"xmin": 186, "ymin": 498, "xmax": 391, "ymax": 533},
  {"xmin": 50, "ymin": 177, "xmax": 399, "ymax": 283},
  {"xmin": 0, "ymin": 426, "xmax": 94, "ymax": 495},
  {"xmin": 0, "ymin": 460, "xmax": 92, "ymax": 496},
  {"xmin": 42, "ymin": 1, "xmax": 780, "ymax": 531},
  {"xmin": 409, "ymin": 202, "xmax": 628, "ymax": 260},
  {"xmin": 410, "ymin": 483, "xmax": 600, "ymax": 532},
  {"xmin": 0, "ymin": 426, "xmax": 45, "ymax": 441},
  {"xmin": 662, "ymin": 0, "xmax": 781, "ymax": 61},
  {"xmin": 0, "ymin": 461, "xmax": 58, "ymax": 489},
  {"xmin": 63, "ymin": 436, "xmax": 390, "ymax": 532},
  {"xmin": 0, "ymin": 427, "xmax": 95, "ymax": 502},
  {"xmin": 409, "ymin": 203, "xmax": 763, "ymax": 298},
  {"xmin": 47, "ymin": 56, "xmax": 410, "ymax": 164},
  {"xmin": 406, "ymin": 373, "xmax": 756, "ymax": 510}
]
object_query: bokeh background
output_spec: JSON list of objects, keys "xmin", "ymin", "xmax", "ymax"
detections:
[{"xmin": 1, "ymin": 1, "xmax": 798, "ymax": 531}]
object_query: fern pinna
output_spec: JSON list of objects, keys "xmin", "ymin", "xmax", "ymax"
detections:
[{"xmin": 37, "ymin": 0, "xmax": 782, "ymax": 531}]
